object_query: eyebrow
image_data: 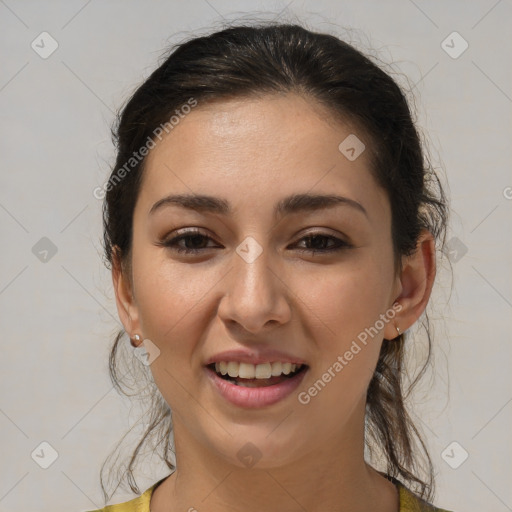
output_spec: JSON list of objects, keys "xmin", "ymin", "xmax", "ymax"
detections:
[{"xmin": 149, "ymin": 192, "xmax": 368, "ymax": 219}]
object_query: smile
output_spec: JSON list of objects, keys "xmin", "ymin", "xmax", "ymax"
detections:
[{"xmin": 205, "ymin": 361, "xmax": 309, "ymax": 407}]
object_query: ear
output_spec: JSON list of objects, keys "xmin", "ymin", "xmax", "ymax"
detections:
[
  {"xmin": 112, "ymin": 247, "xmax": 142, "ymax": 346},
  {"xmin": 383, "ymin": 229, "xmax": 436, "ymax": 340}
]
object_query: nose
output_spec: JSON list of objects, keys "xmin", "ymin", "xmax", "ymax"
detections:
[{"xmin": 217, "ymin": 241, "xmax": 292, "ymax": 334}]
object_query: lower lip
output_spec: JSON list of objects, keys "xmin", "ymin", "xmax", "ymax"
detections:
[{"xmin": 205, "ymin": 366, "xmax": 308, "ymax": 408}]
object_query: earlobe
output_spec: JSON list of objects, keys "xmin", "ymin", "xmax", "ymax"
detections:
[
  {"xmin": 386, "ymin": 229, "xmax": 436, "ymax": 339},
  {"xmin": 383, "ymin": 303, "xmax": 403, "ymax": 341},
  {"xmin": 131, "ymin": 333, "xmax": 142, "ymax": 348}
]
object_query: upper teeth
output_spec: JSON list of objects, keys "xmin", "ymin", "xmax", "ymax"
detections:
[{"xmin": 214, "ymin": 361, "xmax": 302, "ymax": 379}]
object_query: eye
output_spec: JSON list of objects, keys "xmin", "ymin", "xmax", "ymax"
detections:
[
  {"xmin": 159, "ymin": 229, "xmax": 220, "ymax": 255},
  {"xmin": 158, "ymin": 230, "xmax": 351, "ymax": 256},
  {"xmin": 292, "ymin": 233, "xmax": 352, "ymax": 254}
]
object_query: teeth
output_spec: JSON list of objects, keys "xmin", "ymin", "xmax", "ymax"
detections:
[
  {"xmin": 219, "ymin": 361, "xmax": 228, "ymax": 375},
  {"xmin": 214, "ymin": 361, "xmax": 302, "ymax": 379},
  {"xmin": 281, "ymin": 362, "xmax": 292, "ymax": 375},
  {"xmin": 271, "ymin": 362, "xmax": 282, "ymax": 376},
  {"xmin": 227, "ymin": 361, "xmax": 239, "ymax": 378}
]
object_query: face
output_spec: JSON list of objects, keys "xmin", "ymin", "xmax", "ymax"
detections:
[{"xmin": 114, "ymin": 93, "xmax": 404, "ymax": 469}]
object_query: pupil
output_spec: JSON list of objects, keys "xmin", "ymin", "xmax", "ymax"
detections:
[{"xmin": 189, "ymin": 235, "xmax": 205, "ymax": 248}]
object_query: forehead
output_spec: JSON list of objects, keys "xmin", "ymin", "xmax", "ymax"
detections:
[{"xmin": 138, "ymin": 93, "xmax": 388, "ymax": 223}]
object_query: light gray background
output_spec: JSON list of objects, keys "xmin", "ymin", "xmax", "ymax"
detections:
[{"xmin": 1, "ymin": 1, "xmax": 511, "ymax": 511}]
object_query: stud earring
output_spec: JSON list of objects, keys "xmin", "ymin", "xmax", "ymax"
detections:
[
  {"xmin": 131, "ymin": 333, "xmax": 141, "ymax": 347},
  {"xmin": 396, "ymin": 325, "xmax": 401, "ymax": 336}
]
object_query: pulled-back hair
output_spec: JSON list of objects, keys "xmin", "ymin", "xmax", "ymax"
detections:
[{"xmin": 100, "ymin": 20, "xmax": 448, "ymax": 504}]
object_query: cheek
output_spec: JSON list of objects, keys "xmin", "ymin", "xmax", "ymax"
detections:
[
  {"xmin": 298, "ymin": 258, "xmax": 392, "ymax": 348},
  {"xmin": 294, "ymin": 270, "xmax": 387, "ymax": 427},
  {"xmin": 132, "ymin": 249, "xmax": 215, "ymax": 336},
  {"xmin": 294, "ymin": 257, "xmax": 394, "ymax": 409},
  {"xmin": 131, "ymin": 256, "xmax": 216, "ymax": 406}
]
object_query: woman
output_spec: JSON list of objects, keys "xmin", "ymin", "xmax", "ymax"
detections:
[{"xmin": 90, "ymin": 22, "xmax": 452, "ymax": 512}]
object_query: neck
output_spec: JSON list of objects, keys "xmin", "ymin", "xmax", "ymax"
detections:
[{"xmin": 151, "ymin": 401, "xmax": 399, "ymax": 512}]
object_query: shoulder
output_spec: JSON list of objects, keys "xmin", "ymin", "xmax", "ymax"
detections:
[
  {"xmin": 84, "ymin": 488, "xmax": 151, "ymax": 512},
  {"xmin": 85, "ymin": 474, "xmax": 456, "ymax": 512},
  {"xmin": 397, "ymin": 481, "xmax": 454, "ymax": 512},
  {"xmin": 83, "ymin": 477, "xmax": 166, "ymax": 512}
]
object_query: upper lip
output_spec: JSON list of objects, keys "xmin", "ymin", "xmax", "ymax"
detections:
[{"xmin": 204, "ymin": 348, "xmax": 308, "ymax": 366}]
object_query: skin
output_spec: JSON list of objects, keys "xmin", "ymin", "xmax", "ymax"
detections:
[{"xmin": 112, "ymin": 92, "xmax": 436, "ymax": 512}]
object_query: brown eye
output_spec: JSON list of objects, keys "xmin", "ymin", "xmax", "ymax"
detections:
[
  {"xmin": 161, "ymin": 229, "xmax": 220, "ymax": 254},
  {"xmin": 159, "ymin": 231, "xmax": 351, "ymax": 256},
  {"xmin": 293, "ymin": 233, "xmax": 351, "ymax": 254}
]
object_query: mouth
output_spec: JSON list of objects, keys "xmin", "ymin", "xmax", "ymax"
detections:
[{"xmin": 206, "ymin": 361, "xmax": 308, "ymax": 388}]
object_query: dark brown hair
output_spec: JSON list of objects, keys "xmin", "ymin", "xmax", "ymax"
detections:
[{"xmin": 100, "ymin": 21, "xmax": 449, "ymax": 504}]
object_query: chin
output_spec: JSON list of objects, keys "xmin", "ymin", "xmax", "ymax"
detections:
[{"xmin": 208, "ymin": 427, "xmax": 306, "ymax": 470}]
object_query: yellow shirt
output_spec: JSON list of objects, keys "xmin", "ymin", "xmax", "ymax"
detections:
[{"xmin": 86, "ymin": 475, "xmax": 453, "ymax": 512}]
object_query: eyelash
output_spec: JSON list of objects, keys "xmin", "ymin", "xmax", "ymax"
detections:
[{"xmin": 159, "ymin": 229, "xmax": 352, "ymax": 255}]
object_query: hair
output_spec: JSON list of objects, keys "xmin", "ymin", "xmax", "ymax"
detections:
[{"xmin": 99, "ymin": 20, "xmax": 449, "ymax": 504}]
